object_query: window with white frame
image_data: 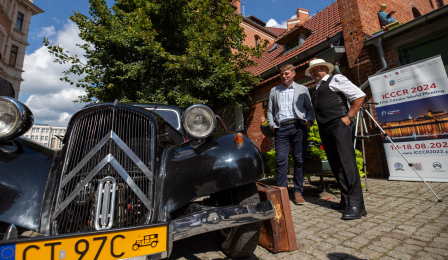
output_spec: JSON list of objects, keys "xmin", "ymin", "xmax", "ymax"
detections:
[
  {"xmin": 15, "ymin": 12, "xmax": 24, "ymax": 31},
  {"xmin": 9, "ymin": 45, "xmax": 18, "ymax": 67}
]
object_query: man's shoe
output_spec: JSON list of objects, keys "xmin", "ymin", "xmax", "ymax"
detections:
[
  {"xmin": 294, "ymin": 192, "xmax": 306, "ymax": 205},
  {"xmin": 330, "ymin": 201, "xmax": 347, "ymax": 210},
  {"xmin": 341, "ymin": 207, "xmax": 367, "ymax": 220}
]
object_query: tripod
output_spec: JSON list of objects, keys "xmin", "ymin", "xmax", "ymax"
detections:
[{"xmin": 353, "ymin": 104, "xmax": 442, "ymax": 202}]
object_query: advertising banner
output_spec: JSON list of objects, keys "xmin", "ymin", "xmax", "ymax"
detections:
[{"xmin": 368, "ymin": 56, "xmax": 448, "ymax": 182}]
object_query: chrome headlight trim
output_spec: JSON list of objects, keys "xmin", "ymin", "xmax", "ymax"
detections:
[
  {"xmin": 182, "ymin": 104, "xmax": 216, "ymax": 139},
  {"xmin": 0, "ymin": 97, "xmax": 33, "ymax": 141}
]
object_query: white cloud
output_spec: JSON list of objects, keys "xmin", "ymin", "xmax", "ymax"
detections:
[
  {"xmin": 266, "ymin": 18, "xmax": 287, "ymax": 28},
  {"xmin": 52, "ymin": 17, "xmax": 61, "ymax": 24},
  {"xmin": 20, "ymin": 20, "xmax": 87, "ymax": 127},
  {"xmin": 36, "ymin": 25, "xmax": 56, "ymax": 38},
  {"xmin": 266, "ymin": 14, "xmax": 298, "ymax": 29}
]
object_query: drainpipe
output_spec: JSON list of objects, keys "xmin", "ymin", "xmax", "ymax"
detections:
[
  {"xmin": 359, "ymin": 36, "xmax": 387, "ymax": 178},
  {"xmin": 360, "ymin": 37, "xmax": 387, "ymax": 90}
]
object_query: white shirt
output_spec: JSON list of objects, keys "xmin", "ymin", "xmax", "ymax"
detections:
[
  {"xmin": 278, "ymin": 84, "xmax": 298, "ymax": 123},
  {"xmin": 315, "ymin": 74, "xmax": 366, "ymax": 102}
]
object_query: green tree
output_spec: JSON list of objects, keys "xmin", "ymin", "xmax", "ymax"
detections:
[{"xmin": 45, "ymin": 0, "xmax": 266, "ymax": 110}]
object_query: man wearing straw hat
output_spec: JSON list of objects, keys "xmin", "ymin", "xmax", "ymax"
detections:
[{"xmin": 305, "ymin": 59, "xmax": 367, "ymax": 220}]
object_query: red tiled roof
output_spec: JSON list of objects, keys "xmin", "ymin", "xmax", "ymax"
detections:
[
  {"xmin": 254, "ymin": 59, "xmax": 314, "ymax": 88},
  {"xmin": 248, "ymin": 2, "xmax": 342, "ymax": 76},
  {"xmin": 265, "ymin": 27, "xmax": 287, "ymax": 36}
]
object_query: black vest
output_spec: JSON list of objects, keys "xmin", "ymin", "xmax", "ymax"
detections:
[{"xmin": 311, "ymin": 76, "xmax": 349, "ymax": 124}]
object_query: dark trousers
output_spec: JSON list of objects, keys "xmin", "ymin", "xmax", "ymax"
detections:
[
  {"xmin": 274, "ymin": 122, "xmax": 308, "ymax": 194},
  {"xmin": 318, "ymin": 118, "xmax": 365, "ymax": 208}
]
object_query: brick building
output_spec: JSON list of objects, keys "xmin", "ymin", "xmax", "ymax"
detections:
[
  {"xmin": 0, "ymin": 0, "xmax": 43, "ymax": 98},
  {"xmin": 244, "ymin": 0, "xmax": 447, "ymax": 177},
  {"xmin": 230, "ymin": 0, "xmax": 281, "ymax": 48}
]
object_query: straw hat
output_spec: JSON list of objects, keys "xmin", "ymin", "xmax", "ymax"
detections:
[{"xmin": 305, "ymin": 59, "xmax": 335, "ymax": 77}]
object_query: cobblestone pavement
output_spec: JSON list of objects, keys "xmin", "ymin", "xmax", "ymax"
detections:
[{"xmin": 167, "ymin": 178, "xmax": 448, "ymax": 260}]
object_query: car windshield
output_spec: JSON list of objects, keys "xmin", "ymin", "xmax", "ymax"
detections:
[{"xmin": 152, "ymin": 109, "xmax": 181, "ymax": 130}]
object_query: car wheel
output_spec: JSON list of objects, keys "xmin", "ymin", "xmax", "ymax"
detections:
[{"xmin": 213, "ymin": 182, "xmax": 261, "ymax": 258}]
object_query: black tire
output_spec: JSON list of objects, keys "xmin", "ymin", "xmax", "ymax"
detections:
[{"xmin": 213, "ymin": 182, "xmax": 261, "ymax": 258}]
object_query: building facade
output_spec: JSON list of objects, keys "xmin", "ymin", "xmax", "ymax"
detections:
[
  {"xmin": 23, "ymin": 124, "xmax": 66, "ymax": 149},
  {"xmin": 244, "ymin": 0, "xmax": 447, "ymax": 177},
  {"xmin": 0, "ymin": 0, "xmax": 43, "ymax": 98}
]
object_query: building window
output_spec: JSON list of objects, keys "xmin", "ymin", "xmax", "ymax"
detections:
[
  {"xmin": 15, "ymin": 12, "xmax": 24, "ymax": 31},
  {"xmin": 284, "ymin": 34, "xmax": 307, "ymax": 52},
  {"xmin": 9, "ymin": 45, "xmax": 18, "ymax": 67},
  {"xmin": 412, "ymin": 7, "xmax": 422, "ymax": 18},
  {"xmin": 255, "ymin": 36, "xmax": 260, "ymax": 46},
  {"xmin": 436, "ymin": 0, "xmax": 443, "ymax": 8}
]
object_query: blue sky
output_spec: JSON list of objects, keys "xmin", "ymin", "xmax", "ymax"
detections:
[{"xmin": 20, "ymin": 0, "xmax": 335, "ymax": 126}]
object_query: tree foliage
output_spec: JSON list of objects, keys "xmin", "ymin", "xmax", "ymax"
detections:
[{"xmin": 45, "ymin": 0, "xmax": 266, "ymax": 110}]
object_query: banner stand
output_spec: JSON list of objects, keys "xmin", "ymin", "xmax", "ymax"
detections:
[
  {"xmin": 368, "ymin": 55, "xmax": 448, "ymax": 183},
  {"xmin": 356, "ymin": 106, "xmax": 442, "ymax": 202}
]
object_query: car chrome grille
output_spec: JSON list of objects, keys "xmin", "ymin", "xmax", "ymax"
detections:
[{"xmin": 52, "ymin": 107, "xmax": 154, "ymax": 234}]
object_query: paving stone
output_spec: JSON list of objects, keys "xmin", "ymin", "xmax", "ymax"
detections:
[
  {"xmin": 423, "ymin": 247, "xmax": 448, "ymax": 257},
  {"xmin": 367, "ymin": 244, "xmax": 389, "ymax": 253},
  {"xmin": 379, "ymin": 236, "xmax": 401, "ymax": 246},
  {"xmin": 413, "ymin": 234, "xmax": 434, "ymax": 242},
  {"xmin": 332, "ymin": 245, "xmax": 355, "ymax": 254},
  {"xmin": 433, "ymin": 237, "xmax": 448, "ymax": 243},
  {"xmin": 387, "ymin": 249, "xmax": 412, "ymax": 260},
  {"xmin": 414, "ymin": 251, "xmax": 445, "ymax": 260},
  {"xmin": 342, "ymin": 241, "xmax": 365, "ymax": 250},
  {"xmin": 348, "ymin": 251, "xmax": 371, "ymax": 260},
  {"xmin": 361, "ymin": 248, "xmax": 383, "ymax": 259},
  {"xmin": 283, "ymin": 252, "xmax": 313, "ymax": 260},
  {"xmin": 404, "ymin": 239, "xmax": 427, "ymax": 247},
  {"xmin": 377, "ymin": 256, "xmax": 396, "ymax": 260},
  {"xmin": 429, "ymin": 241, "xmax": 448, "ymax": 248},
  {"xmin": 351, "ymin": 236, "xmax": 370, "ymax": 245},
  {"xmin": 384, "ymin": 231, "xmax": 409, "ymax": 240}
]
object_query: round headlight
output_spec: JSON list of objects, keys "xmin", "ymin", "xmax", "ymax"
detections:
[
  {"xmin": 0, "ymin": 101, "xmax": 19, "ymax": 135},
  {"xmin": 0, "ymin": 97, "xmax": 33, "ymax": 141},
  {"xmin": 182, "ymin": 104, "xmax": 216, "ymax": 138}
]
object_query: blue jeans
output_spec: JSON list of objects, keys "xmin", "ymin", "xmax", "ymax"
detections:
[{"xmin": 274, "ymin": 122, "xmax": 308, "ymax": 193}]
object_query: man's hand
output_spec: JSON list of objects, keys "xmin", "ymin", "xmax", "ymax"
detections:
[
  {"xmin": 306, "ymin": 121, "xmax": 312, "ymax": 130},
  {"xmin": 271, "ymin": 127, "xmax": 274, "ymax": 132},
  {"xmin": 341, "ymin": 116, "xmax": 351, "ymax": 126}
]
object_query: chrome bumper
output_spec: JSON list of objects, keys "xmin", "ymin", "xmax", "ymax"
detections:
[{"xmin": 171, "ymin": 200, "xmax": 275, "ymax": 241}]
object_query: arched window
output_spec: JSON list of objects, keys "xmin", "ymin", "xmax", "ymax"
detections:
[
  {"xmin": 255, "ymin": 36, "xmax": 260, "ymax": 46},
  {"xmin": 436, "ymin": 0, "xmax": 443, "ymax": 8},
  {"xmin": 412, "ymin": 7, "xmax": 422, "ymax": 18}
]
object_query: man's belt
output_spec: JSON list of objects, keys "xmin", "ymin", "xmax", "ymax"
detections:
[{"xmin": 280, "ymin": 119, "xmax": 301, "ymax": 126}]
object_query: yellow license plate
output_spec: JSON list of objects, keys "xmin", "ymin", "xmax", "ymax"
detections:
[{"xmin": 1, "ymin": 225, "xmax": 167, "ymax": 260}]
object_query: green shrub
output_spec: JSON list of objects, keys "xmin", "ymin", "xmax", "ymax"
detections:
[{"xmin": 263, "ymin": 120, "xmax": 366, "ymax": 181}]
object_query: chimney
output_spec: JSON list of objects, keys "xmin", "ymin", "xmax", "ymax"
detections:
[
  {"xmin": 230, "ymin": 0, "xmax": 241, "ymax": 15},
  {"xmin": 286, "ymin": 8, "xmax": 309, "ymax": 31},
  {"xmin": 296, "ymin": 8, "xmax": 310, "ymax": 23}
]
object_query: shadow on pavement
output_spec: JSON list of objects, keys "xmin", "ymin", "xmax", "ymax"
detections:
[
  {"xmin": 327, "ymin": 252, "xmax": 366, "ymax": 259},
  {"xmin": 167, "ymin": 232, "xmax": 260, "ymax": 260}
]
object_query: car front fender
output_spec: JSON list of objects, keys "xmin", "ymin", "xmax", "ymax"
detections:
[
  {"xmin": 0, "ymin": 137, "xmax": 54, "ymax": 232},
  {"xmin": 155, "ymin": 132, "xmax": 264, "ymax": 220}
]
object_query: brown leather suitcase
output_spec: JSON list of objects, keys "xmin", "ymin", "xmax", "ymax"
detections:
[{"xmin": 256, "ymin": 183, "xmax": 298, "ymax": 253}]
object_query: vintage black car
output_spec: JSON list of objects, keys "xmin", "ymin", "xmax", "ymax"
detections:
[{"xmin": 0, "ymin": 97, "xmax": 274, "ymax": 260}]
